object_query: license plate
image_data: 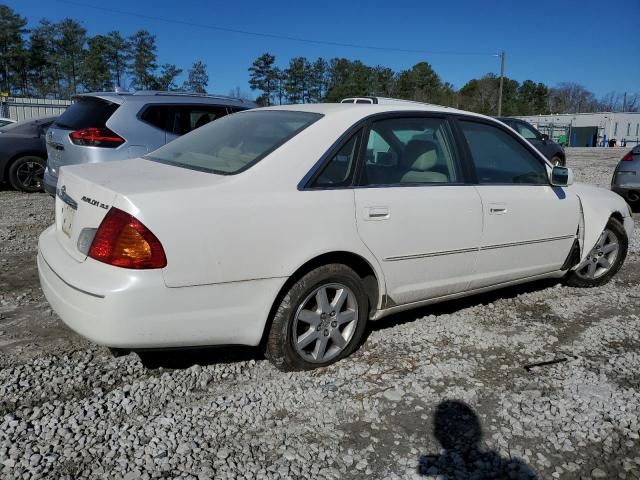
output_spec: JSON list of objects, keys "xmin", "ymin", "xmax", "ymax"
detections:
[{"xmin": 61, "ymin": 204, "xmax": 75, "ymax": 238}]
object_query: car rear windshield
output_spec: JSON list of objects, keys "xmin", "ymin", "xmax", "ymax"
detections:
[
  {"xmin": 53, "ymin": 97, "xmax": 119, "ymax": 130},
  {"xmin": 145, "ymin": 110, "xmax": 322, "ymax": 175}
]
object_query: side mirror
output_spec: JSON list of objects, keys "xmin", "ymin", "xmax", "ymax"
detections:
[
  {"xmin": 540, "ymin": 133, "xmax": 549, "ymax": 141},
  {"xmin": 550, "ymin": 166, "xmax": 574, "ymax": 187}
]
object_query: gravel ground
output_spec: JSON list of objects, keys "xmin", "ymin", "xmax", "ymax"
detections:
[{"xmin": 0, "ymin": 148, "xmax": 639, "ymax": 480}]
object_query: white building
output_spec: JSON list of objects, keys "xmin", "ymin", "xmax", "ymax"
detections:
[{"xmin": 515, "ymin": 112, "xmax": 640, "ymax": 147}]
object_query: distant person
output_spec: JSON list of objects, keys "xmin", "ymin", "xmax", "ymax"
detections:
[
  {"xmin": 418, "ymin": 400, "xmax": 538, "ymax": 479},
  {"xmin": 622, "ymin": 138, "xmax": 627, "ymax": 147},
  {"xmin": 609, "ymin": 138, "xmax": 617, "ymax": 147}
]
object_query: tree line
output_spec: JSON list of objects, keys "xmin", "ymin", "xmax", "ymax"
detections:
[
  {"xmin": 0, "ymin": 5, "xmax": 209, "ymax": 98},
  {"xmin": 2, "ymin": 4, "xmax": 638, "ymax": 115},
  {"xmin": 248, "ymin": 52, "xmax": 639, "ymax": 115}
]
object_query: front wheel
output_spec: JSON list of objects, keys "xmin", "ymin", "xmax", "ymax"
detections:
[
  {"xmin": 565, "ymin": 218, "xmax": 628, "ymax": 288},
  {"xmin": 265, "ymin": 264, "xmax": 369, "ymax": 371},
  {"xmin": 8, "ymin": 155, "xmax": 46, "ymax": 193}
]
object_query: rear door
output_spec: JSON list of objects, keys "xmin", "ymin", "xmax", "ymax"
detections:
[
  {"xmin": 351, "ymin": 114, "xmax": 482, "ymax": 306},
  {"xmin": 457, "ymin": 118, "xmax": 579, "ymax": 288}
]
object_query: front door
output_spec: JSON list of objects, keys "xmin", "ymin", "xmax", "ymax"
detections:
[
  {"xmin": 457, "ymin": 118, "xmax": 580, "ymax": 289},
  {"xmin": 353, "ymin": 115, "xmax": 483, "ymax": 306}
]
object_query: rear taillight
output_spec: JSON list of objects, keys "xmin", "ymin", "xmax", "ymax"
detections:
[
  {"xmin": 69, "ymin": 127, "xmax": 124, "ymax": 148},
  {"xmin": 622, "ymin": 151, "xmax": 633, "ymax": 161},
  {"xmin": 88, "ymin": 208, "xmax": 166, "ymax": 269}
]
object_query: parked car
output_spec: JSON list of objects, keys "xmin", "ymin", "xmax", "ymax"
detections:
[
  {"xmin": 0, "ymin": 117, "xmax": 16, "ymax": 128},
  {"xmin": 44, "ymin": 91, "xmax": 257, "ymax": 195},
  {"xmin": 496, "ymin": 117, "xmax": 566, "ymax": 166},
  {"xmin": 611, "ymin": 145, "xmax": 640, "ymax": 204},
  {"xmin": 38, "ymin": 103, "xmax": 633, "ymax": 371},
  {"xmin": 0, "ymin": 116, "xmax": 56, "ymax": 192}
]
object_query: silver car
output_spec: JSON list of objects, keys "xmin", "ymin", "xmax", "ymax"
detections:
[
  {"xmin": 44, "ymin": 91, "xmax": 256, "ymax": 195},
  {"xmin": 612, "ymin": 145, "xmax": 640, "ymax": 205}
]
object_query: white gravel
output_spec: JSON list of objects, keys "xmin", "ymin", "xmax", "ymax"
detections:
[{"xmin": 0, "ymin": 148, "xmax": 639, "ymax": 479}]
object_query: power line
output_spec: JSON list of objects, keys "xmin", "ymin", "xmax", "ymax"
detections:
[{"xmin": 56, "ymin": 0, "xmax": 496, "ymax": 57}]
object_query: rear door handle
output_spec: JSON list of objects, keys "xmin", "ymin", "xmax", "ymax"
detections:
[
  {"xmin": 364, "ymin": 206, "xmax": 390, "ymax": 220},
  {"xmin": 488, "ymin": 203, "xmax": 508, "ymax": 214}
]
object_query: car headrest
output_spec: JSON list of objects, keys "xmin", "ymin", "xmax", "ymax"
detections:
[{"xmin": 404, "ymin": 139, "xmax": 439, "ymax": 171}]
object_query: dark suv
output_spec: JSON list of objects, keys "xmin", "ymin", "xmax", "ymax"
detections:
[{"xmin": 496, "ymin": 117, "xmax": 565, "ymax": 166}]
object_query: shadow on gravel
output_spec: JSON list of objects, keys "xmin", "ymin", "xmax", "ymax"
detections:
[
  {"xmin": 135, "ymin": 345, "xmax": 263, "ymax": 370},
  {"xmin": 368, "ymin": 278, "xmax": 560, "ymax": 337},
  {"xmin": 418, "ymin": 400, "xmax": 538, "ymax": 479}
]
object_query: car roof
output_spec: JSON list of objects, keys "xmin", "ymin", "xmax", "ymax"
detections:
[
  {"xmin": 73, "ymin": 91, "xmax": 257, "ymax": 108},
  {"xmin": 261, "ymin": 102, "xmax": 490, "ymax": 121}
]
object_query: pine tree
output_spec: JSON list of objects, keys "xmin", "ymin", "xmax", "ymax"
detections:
[
  {"xmin": 105, "ymin": 31, "xmax": 131, "ymax": 89},
  {"xmin": 0, "ymin": 5, "xmax": 28, "ymax": 95},
  {"xmin": 183, "ymin": 61, "xmax": 208, "ymax": 93},
  {"xmin": 56, "ymin": 18, "xmax": 87, "ymax": 96},
  {"xmin": 248, "ymin": 53, "xmax": 276, "ymax": 105},
  {"xmin": 82, "ymin": 35, "xmax": 112, "ymax": 92},
  {"xmin": 129, "ymin": 30, "xmax": 157, "ymax": 90},
  {"xmin": 153, "ymin": 64, "xmax": 182, "ymax": 91}
]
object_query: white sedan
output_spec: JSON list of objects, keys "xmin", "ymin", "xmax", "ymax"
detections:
[{"xmin": 38, "ymin": 103, "xmax": 634, "ymax": 370}]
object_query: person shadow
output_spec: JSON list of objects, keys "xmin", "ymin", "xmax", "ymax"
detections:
[{"xmin": 417, "ymin": 400, "xmax": 538, "ymax": 479}]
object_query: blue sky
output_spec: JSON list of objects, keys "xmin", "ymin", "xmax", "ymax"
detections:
[{"xmin": 7, "ymin": 0, "xmax": 640, "ymax": 98}]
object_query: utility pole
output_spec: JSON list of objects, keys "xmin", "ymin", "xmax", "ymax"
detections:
[{"xmin": 497, "ymin": 50, "xmax": 505, "ymax": 116}]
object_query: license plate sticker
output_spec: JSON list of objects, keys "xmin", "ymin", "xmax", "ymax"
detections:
[{"xmin": 61, "ymin": 204, "xmax": 75, "ymax": 238}]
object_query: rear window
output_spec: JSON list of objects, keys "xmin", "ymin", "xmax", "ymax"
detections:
[
  {"xmin": 54, "ymin": 98, "xmax": 119, "ymax": 130},
  {"xmin": 145, "ymin": 110, "xmax": 322, "ymax": 175}
]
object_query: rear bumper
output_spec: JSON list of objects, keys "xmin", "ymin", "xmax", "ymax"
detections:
[{"xmin": 37, "ymin": 225, "xmax": 287, "ymax": 349}]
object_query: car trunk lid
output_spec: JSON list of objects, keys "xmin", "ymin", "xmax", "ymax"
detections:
[{"xmin": 54, "ymin": 158, "xmax": 231, "ymax": 262}]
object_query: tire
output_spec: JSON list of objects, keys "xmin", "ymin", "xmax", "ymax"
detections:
[
  {"xmin": 265, "ymin": 264, "xmax": 369, "ymax": 371},
  {"xmin": 8, "ymin": 155, "xmax": 46, "ymax": 193},
  {"xmin": 551, "ymin": 155, "xmax": 564, "ymax": 166},
  {"xmin": 565, "ymin": 217, "xmax": 628, "ymax": 288}
]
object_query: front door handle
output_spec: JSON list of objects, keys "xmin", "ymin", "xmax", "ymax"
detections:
[
  {"xmin": 364, "ymin": 206, "xmax": 390, "ymax": 220},
  {"xmin": 488, "ymin": 203, "xmax": 508, "ymax": 214}
]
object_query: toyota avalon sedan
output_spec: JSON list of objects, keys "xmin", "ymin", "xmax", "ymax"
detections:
[{"xmin": 38, "ymin": 103, "xmax": 634, "ymax": 371}]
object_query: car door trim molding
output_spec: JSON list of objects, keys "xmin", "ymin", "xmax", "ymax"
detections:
[
  {"xmin": 383, "ymin": 234, "xmax": 575, "ymax": 262},
  {"xmin": 480, "ymin": 234, "xmax": 576, "ymax": 251},
  {"xmin": 384, "ymin": 246, "xmax": 478, "ymax": 262}
]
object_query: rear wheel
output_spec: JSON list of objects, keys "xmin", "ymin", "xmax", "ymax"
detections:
[
  {"xmin": 565, "ymin": 218, "xmax": 628, "ymax": 288},
  {"xmin": 8, "ymin": 155, "xmax": 46, "ymax": 193},
  {"xmin": 265, "ymin": 264, "xmax": 368, "ymax": 371}
]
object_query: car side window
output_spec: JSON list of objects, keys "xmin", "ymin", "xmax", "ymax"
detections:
[
  {"xmin": 516, "ymin": 122, "xmax": 540, "ymax": 140},
  {"xmin": 360, "ymin": 117, "xmax": 459, "ymax": 186},
  {"xmin": 460, "ymin": 120, "xmax": 548, "ymax": 185},
  {"xmin": 140, "ymin": 105, "xmax": 171, "ymax": 131},
  {"xmin": 169, "ymin": 105, "xmax": 229, "ymax": 135},
  {"xmin": 189, "ymin": 106, "xmax": 229, "ymax": 131},
  {"xmin": 311, "ymin": 131, "xmax": 361, "ymax": 188}
]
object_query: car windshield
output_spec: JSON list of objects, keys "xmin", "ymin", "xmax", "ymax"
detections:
[{"xmin": 145, "ymin": 110, "xmax": 322, "ymax": 175}]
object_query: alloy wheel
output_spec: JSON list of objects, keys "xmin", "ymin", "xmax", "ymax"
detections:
[
  {"xmin": 292, "ymin": 283, "xmax": 359, "ymax": 363},
  {"xmin": 574, "ymin": 229, "xmax": 620, "ymax": 280},
  {"xmin": 16, "ymin": 161, "xmax": 44, "ymax": 190}
]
